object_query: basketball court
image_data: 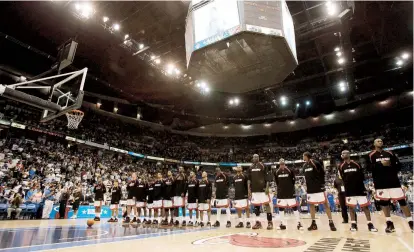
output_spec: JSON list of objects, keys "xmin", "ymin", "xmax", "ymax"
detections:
[{"xmin": 0, "ymin": 214, "xmax": 412, "ymax": 252}]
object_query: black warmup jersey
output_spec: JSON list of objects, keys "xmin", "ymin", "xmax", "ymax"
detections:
[
  {"xmin": 274, "ymin": 167, "xmax": 295, "ymax": 199},
  {"xmin": 215, "ymin": 172, "xmax": 229, "ymax": 199},
  {"xmin": 302, "ymin": 159, "xmax": 325, "ymax": 194},
  {"xmin": 368, "ymin": 150, "xmax": 401, "ymax": 189},
  {"xmin": 93, "ymin": 183, "xmax": 106, "ymax": 201},
  {"xmin": 197, "ymin": 179, "xmax": 212, "ymax": 203},
  {"xmin": 147, "ymin": 183, "xmax": 154, "ymax": 204},
  {"xmin": 338, "ymin": 161, "xmax": 365, "ymax": 197},
  {"xmin": 136, "ymin": 181, "xmax": 147, "ymax": 202},
  {"xmin": 174, "ymin": 174, "xmax": 187, "ymax": 197},
  {"xmin": 127, "ymin": 179, "xmax": 138, "ymax": 199},
  {"xmin": 163, "ymin": 177, "xmax": 175, "ymax": 199},
  {"xmin": 187, "ymin": 179, "xmax": 198, "ymax": 203},
  {"xmin": 153, "ymin": 179, "xmax": 164, "ymax": 201},
  {"xmin": 248, "ymin": 162, "xmax": 266, "ymax": 193},
  {"xmin": 110, "ymin": 186, "xmax": 122, "ymax": 204},
  {"xmin": 233, "ymin": 173, "xmax": 248, "ymax": 200}
]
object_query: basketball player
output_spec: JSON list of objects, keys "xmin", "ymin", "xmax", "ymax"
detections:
[
  {"xmin": 186, "ymin": 171, "xmax": 199, "ymax": 226},
  {"xmin": 109, "ymin": 180, "xmax": 121, "ymax": 222},
  {"xmin": 274, "ymin": 159, "xmax": 304, "ymax": 230},
  {"xmin": 248, "ymin": 154, "xmax": 273, "ymax": 230},
  {"xmin": 93, "ymin": 178, "xmax": 106, "ymax": 221},
  {"xmin": 146, "ymin": 177, "xmax": 155, "ymax": 224},
  {"xmin": 213, "ymin": 167, "xmax": 231, "ymax": 228},
  {"xmin": 233, "ymin": 166, "xmax": 251, "ymax": 228},
  {"xmin": 136, "ymin": 175, "xmax": 147, "ymax": 224},
  {"xmin": 153, "ymin": 172, "xmax": 164, "ymax": 225},
  {"xmin": 124, "ymin": 173, "xmax": 138, "ymax": 224},
  {"xmin": 339, "ymin": 150, "xmax": 378, "ymax": 232},
  {"xmin": 173, "ymin": 166, "xmax": 187, "ymax": 226},
  {"xmin": 162, "ymin": 171, "xmax": 174, "ymax": 226},
  {"xmin": 368, "ymin": 139, "xmax": 413, "ymax": 232},
  {"xmin": 198, "ymin": 171, "xmax": 212, "ymax": 227},
  {"xmin": 302, "ymin": 152, "xmax": 336, "ymax": 231}
]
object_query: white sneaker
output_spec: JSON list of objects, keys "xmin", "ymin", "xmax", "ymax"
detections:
[{"xmin": 70, "ymin": 215, "xmax": 77, "ymax": 219}]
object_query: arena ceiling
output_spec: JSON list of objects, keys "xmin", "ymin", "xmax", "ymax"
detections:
[{"xmin": 0, "ymin": 1, "xmax": 412, "ymax": 126}]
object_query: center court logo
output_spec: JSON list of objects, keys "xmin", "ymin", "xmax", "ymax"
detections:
[{"xmin": 192, "ymin": 232, "xmax": 306, "ymax": 248}]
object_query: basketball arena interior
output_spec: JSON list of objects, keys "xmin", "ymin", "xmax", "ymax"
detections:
[{"xmin": 0, "ymin": 1, "xmax": 413, "ymax": 252}]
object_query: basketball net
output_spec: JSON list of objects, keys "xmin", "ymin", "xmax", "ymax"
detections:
[{"xmin": 65, "ymin": 109, "xmax": 84, "ymax": 129}]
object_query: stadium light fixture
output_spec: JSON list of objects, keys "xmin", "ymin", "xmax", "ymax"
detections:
[
  {"xmin": 229, "ymin": 100, "xmax": 234, "ymax": 105},
  {"xmin": 150, "ymin": 55, "xmax": 155, "ymax": 60},
  {"xmin": 264, "ymin": 123, "xmax": 271, "ymax": 127},
  {"xmin": 241, "ymin": 125, "xmax": 251, "ymax": 130},
  {"xmin": 326, "ymin": 1, "xmax": 338, "ymax": 16},
  {"xmin": 20, "ymin": 76, "xmax": 27, "ymax": 82},
  {"xmin": 289, "ymin": 121, "xmax": 295, "ymax": 125},
  {"xmin": 325, "ymin": 114, "xmax": 335, "ymax": 120},
  {"xmin": 103, "ymin": 16, "xmax": 109, "ymax": 23},
  {"xmin": 175, "ymin": 69, "xmax": 180, "ymax": 75},
  {"xmin": 139, "ymin": 44, "xmax": 144, "ymax": 50},
  {"xmin": 223, "ymin": 126, "xmax": 229, "ymax": 129},
  {"xmin": 75, "ymin": 3, "xmax": 80, "ymax": 10},
  {"xmin": 338, "ymin": 57, "xmax": 346, "ymax": 64},
  {"xmin": 77, "ymin": 3, "xmax": 94, "ymax": 19},
  {"xmin": 349, "ymin": 109, "xmax": 355, "ymax": 113},
  {"xmin": 401, "ymin": 53, "xmax": 410, "ymax": 60},
  {"xmin": 296, "ymin": 103, "xmax": 300, "ymax": 108},
  {"xmin": 166, "ymin": 68, "xmax": 173, "ymax": 75},
  {"xmin": 306, "ymin": 100, "xmax": 311, "ymax": 106},
  {"xmin": 204, "ymin": 86, "xmax": 210, "ymax": 93},
  {"xmin": 155, "ymin": 58, "xmax": 161, "ymax": 64},
  {"xmin": 334, "ymin": 47, "xmax": 340, "ymax": 52},
  {"xmin": 113, "ymin": 23, "xmax": 120, "ymax": 31},
  {"xmin": 396, "ymin": 59, "xmax": 403, "ymax": 66},
  {"xmin": 339, "ymin": 81, "xmax": 346, "ymax": 92},
  {"xmin": 280, "ymin": 96, "xmax": 287, "ymax": 106},
  {"xmin": 336, "ymin": 51, "xmax": 342, "ymax": 57},
  {"xmin": 124, "ymin": 34, "xmax": 129, "ymax": 39},
  {"xmin": 234, "ymin": 98, "xmax": 240, "ymax": 105}
]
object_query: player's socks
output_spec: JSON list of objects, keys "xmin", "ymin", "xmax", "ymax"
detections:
[
  {"xmin": 216, "ymin": 208, "xmax": 221, "ymax": 223},
  {"xmin": 226, "ymin": 208, "xmax": 231, "ymax": 222},
  {"xmin": 386, "ymin": 217, "xmax": 392, "ymax": 222},
  {"xmin": 279, "ymin": 210, "xmax": 285, "ymax": 225},
  {"xmin": 406, "ymin": 216, "xmax": 413, "ymax": 223},
  {"xmin": 294, "ymin": 210, "xmax": 300, "ymax": 222}
]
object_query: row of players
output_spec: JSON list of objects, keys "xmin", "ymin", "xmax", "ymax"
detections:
[{"xmin": 92, "ymin": 139, "xmax": 413, "ymax": 232}]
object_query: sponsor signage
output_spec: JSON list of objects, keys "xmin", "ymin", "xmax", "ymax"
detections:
[
  {"xmin": 165, "ymin": 158, "xmax": 180, "ymax": 163},
  {"xmin": 28, "ymin": 127, "xmax": 64, "ymax": 138},
  {"xmin": 128, "ymin": 152, "xmax": 145, "ymax": 158},
  {"xmin": 85, "ymin": 141, "xmax": 109, "ymax": 149},
  {"xmin": 11, "ymin": 122, "xmax": 26, "ymax": 129},
  {"xmin": 201, "ymin": 162, "xmax": 218, "ymax": 166},
  {"xmin": 184, "ymin": 161, "xmax": 200, "ymax": 165},
  {"xmin": 146, "ymin": 156, "xmax": 164, "ymax": 161},
  {"xmin": 219, "ymin": 162, "xmax": 237, "ymax": 167},
  {"xmin": 109, "ymin": 147, "xmax": 128, "ymax": 154}
]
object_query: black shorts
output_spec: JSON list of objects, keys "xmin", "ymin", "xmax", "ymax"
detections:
[{"xmin": 73, "ymin": 201, "xmax": 80, "ymax": 211}]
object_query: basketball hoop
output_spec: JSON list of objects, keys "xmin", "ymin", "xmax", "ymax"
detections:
[{"xmin": 65, "ymin": 109, "xmax": 84, "ymax": 129}]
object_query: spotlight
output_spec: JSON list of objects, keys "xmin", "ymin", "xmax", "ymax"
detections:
[
  {"xmin": 234, "ymin": 98, "xmax": 239, "ymax": 105},
  {"xmin": 166, "ymin": 68, "xmax": 173, "ymax": 75},
  {"xmin": 139, "ymin": 44, "xmax": 144, "ymax": 49},
  {"xmin": 340, "ymin": 86, "xmax": 346, "ymax": 92},
  {"xmin": 339, "ymin": 81, "xmax": 346, "ymax": 92},
  {"xmin": 338, "ymin": 57, "xmax": 345, "ymax": 64},
  {"xmin": 326, "ymin": 1, "xmax": 338, "ymax": 16},
  {"xmin": 150, "ymin": 55, "xmax": 155, "ymax": 60},
  {"xmin": 76, "ymin": 3, "xmax": 94, "ymax": 19},
  {"xmin": 349, "ymin": 109, "xmax": 355, "ymax": 113},
  {"xmin": 19, "ymin": 76, "xmax": 27, "ymax": 82},
  {"xmin": 229, "ymin": 100, "xmax": 234, "ymax": 105},
  {"xmin": 124, "ymin": 34, "xmax": 129, "ymax": 39},
  {"xmin": 264, "ymin": 124, "xmax": 271, "ymax": 127},
  {"xmin": 113, "ymin": 23, "xmax": 120, "ymax": 31},
  {"xmin": 396, "ymin": 59, "xmax": 403, "ymax": 66},
  {"xmin": 325, "ymin": 114, "xmax": 335, "ymax": 120},
  {"xmin": 223, "ymin": 126, "xmax": 229, "ymax": 129},
  {"xmin": 155, "ymin": 58, "xmax": 161, "ymax": 64},
  {"xmin": 306, "ymin": 100, "xmax": 311, "ymax": 106},
  {"xmin": 175, "ymin": 69, "xmax": 180, "ymax": 75},
  {"xmin": 296, "ymin": 103, "xmax": 300, "ymax": 108},
  {"xmin": 103, "ymin": 16, "xmax": 109, "ymax": 23},
  {"xmin": 167, "ymin": 64, "xmax": 175, "ymax": 70},
  {"xmin": 336, "ymin": 51, "xmax": 342, "ymax": 57},
  {"xmin": 280, "ymin": 96, "xmax": 287, "ymax": 106},
  {"xmin": 289, "ymin": 121, "xmax": 295, "ymax": 125},
  {"xmin": 200, "ymin": 82, "xmax": 206, "ymax": 88},
  {"xmin": 334, "ymin": 47, "xmax": 340, "ymax": 52},
  {"xmin": 75, "ymin": 3, "xmax": 80, "ymax": 10},
  {"xmin": 204, "ymin": 86, "xmax": 210, "ymax": 93},
  {"xmin": 401, "ymin": 53, "xmax": 410, "ymax": 60}
]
